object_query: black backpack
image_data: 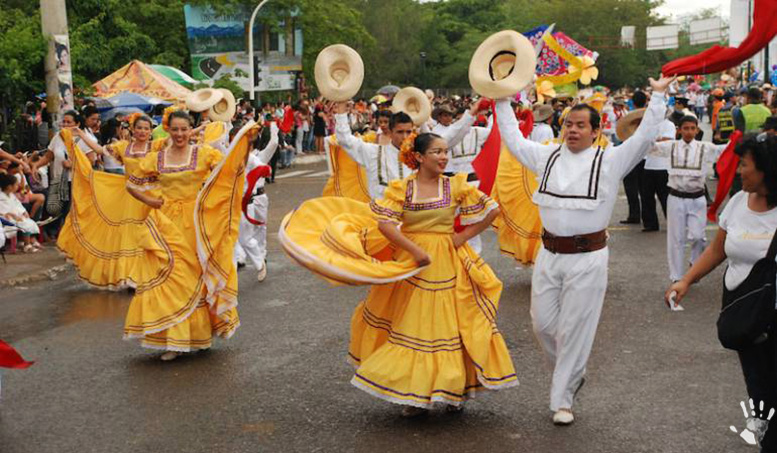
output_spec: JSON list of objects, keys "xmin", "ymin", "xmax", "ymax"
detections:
[{"xmin": 718, "ymin": 229, "xmax": 777, "ymax": 350}]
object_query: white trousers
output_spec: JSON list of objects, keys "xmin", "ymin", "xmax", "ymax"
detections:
[
  {"xmin": 234, "ymin": 194, "xmax": 268, "ymax": 270},
  {"xmin": 531, "ymin": 246, "xmax": 609, "ymax": 411},
  {"xmin": 465, "ymin": 178, "xmax": 482, "ymax": 255},
  {"xmin": 666, "ymin": 194, "xmax": 707, "ymax": 282},
  {"xmin": 295, "ymin": 127, "xmax": 305, "ymax": 154},
  {"xmin": 467, "ymin": 234, "xmax": 482, "ymax": 255}
]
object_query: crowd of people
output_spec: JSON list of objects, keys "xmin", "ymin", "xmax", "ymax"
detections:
[{"xmin": 3, "ymin": 43, "xmax": 777, "ymax": 449}]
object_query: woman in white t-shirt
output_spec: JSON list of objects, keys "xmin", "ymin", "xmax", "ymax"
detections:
[{"xmin": 667, "ymin": 134, "xmax": 777, "ymax": 451}]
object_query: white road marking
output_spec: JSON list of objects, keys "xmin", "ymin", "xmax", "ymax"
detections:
[
  {"xmin": 275, "ymin": 170, "xmax": 312, "ymax": 179},
  {"xmin": 303, "ymin": 170, "xmax": 330, "ymax": 178}
]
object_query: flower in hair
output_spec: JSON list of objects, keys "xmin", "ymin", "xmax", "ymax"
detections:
[
  {"xmin": 162, "ymin": 106, "xmax": 182, "ymax": 132},
  {"xmin": 399, "ymin": 132, "xmax": 420, "ymax": 170},
  {"xmin": 127, "ymin": 112, "xmax": 142, "ymax": 128}
]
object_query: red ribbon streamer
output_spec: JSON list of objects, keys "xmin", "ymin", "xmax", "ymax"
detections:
[
  {"xmin": 0, "ymin": 340, "xmax": 34, "ymax": 369},
  {"xmin": 708, "ymin": 131, "xmax": 743, "ymax": 222},
  {"xmin": 472, "ymin": 101, "xmax": 504, "ymax": 196},
  {"xmin": 241, "ymin": 164, "xmax": 272, "ymax": 225},
  {"xmin": 662, "ymin": 0, "xmax": 777, "ymax": 75}
]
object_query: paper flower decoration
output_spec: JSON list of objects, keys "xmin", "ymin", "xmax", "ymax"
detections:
[
  {"xmin": 536, "ymin": 80, "xmax": 556, "ymax": 103},
  {"xmin": 569, "ymin": 55, "xmax": 599, "ymax": 85}
]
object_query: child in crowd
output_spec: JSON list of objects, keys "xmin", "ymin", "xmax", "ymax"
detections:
[{"xmin": 0, "ymin": 173, "xmax": 41, "ymax": 252}]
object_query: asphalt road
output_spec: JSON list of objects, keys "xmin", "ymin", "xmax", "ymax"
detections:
[{"xmin": 0, "ymin": 155, "xmax": 756, "ymax": 453}]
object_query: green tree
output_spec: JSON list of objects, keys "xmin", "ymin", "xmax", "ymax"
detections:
[{"xmin": 0, "ymin": 4, "xmax": 47, "ymax": 113}]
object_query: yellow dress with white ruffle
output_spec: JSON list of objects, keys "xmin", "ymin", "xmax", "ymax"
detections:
[
  {"xmin": 491, "ymin": 145, "xmax": 543, "ymax": 266},
  {"xmin": 123, "ymin": 144, "xmax": 241, "ymax": 351},
  {"xmin": 280, "ymin": 174, "xmax": 518, "ymax": 408},
  {"xmin": 56, "ymin": 124, "xmax": 255, "ymax": 352},
  {"xmin": 56, "ymin": 137, "xmax": 176, "ymax": 288},
  {"xmin": 321, "ymin": 135, "xmax": 371, "ymax": 202}
]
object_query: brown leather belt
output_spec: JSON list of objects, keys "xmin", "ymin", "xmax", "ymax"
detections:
[
  {"xmin": 542, "ymin": 229, "xmax": 608, "ymax": 254},
  {"xmin": 669, "ymin": 188, "xmax": 704, "ymax": 199}
]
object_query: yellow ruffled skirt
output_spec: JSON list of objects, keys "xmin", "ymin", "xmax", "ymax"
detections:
[
  {"xmin": 56, "ymin": 125, "xmax": 251, "ymax": 352},
  {"xmin": 321, "ymin": 136, "xmax": 371, "ymax": 202},
  {"xmin": 491, "ymin": 147, "xmax": 543, "ymax": 266},
  {"xmin": 280, "ymin": 198, "xmax": 518, "ymax": 408},
  {"xmin": 57, "ymin": 137, "xmax": 170, "ymax": 290}
]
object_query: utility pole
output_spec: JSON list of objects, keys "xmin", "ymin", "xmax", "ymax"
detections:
[{"xmin": 40, "ymin": 0, "xmax": 70, "ymax": 131}]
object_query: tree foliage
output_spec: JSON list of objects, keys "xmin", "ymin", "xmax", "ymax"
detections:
[{"xmin": 0, "ymin": 0, "xmax": 725, "ymax": 113}]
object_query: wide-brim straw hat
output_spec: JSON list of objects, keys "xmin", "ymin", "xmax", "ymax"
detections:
[
  {"xmin": 533, "ymin": 103, "xmax": 554, "ymax": 122},
  {"xmin": 186, "ymin": 88, "xmax": 224, "ymax": 112},
  {"xmin": 616, "ymin": 108, "xmax": 646, "ymax": 141},
  {"xmin": 468, "ymin": 30, "xmax": 536, "ymax": 99},
  {"xmin": 314, "ymin": 44, "xmax": 364, "ymax": 102},
  {"xmin": 392, "ymin": 87, "xmax": 432, "ymax": 126},
  {"xmin": 208, "ymin": 88, "xmax": 236, "ymax": 122}
]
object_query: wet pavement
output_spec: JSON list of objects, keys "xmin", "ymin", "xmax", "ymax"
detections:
[{"xmin": 0, "ymin": 155, "xmax": 755, "ymax": 453}]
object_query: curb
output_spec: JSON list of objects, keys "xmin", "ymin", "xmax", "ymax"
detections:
[
  {"xmin": 292, "ymin": 154, "xmax": 327, "ymax": 165},
  {"xmin": 0, "ymin": 263, "xmax": 71, "ymax": 288}
]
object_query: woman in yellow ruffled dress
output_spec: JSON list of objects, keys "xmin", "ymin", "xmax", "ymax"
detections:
[
  {"xmin": 58, "ymin": 114, "xmax": 167, "ymax": 288},
  {"xmin": 280, "ymin": 132, "xmax": 518, "ymax": 416},
  {"xmin": 123, "ymin": 111, "xmax": 254, "ymax": 360},
  {"xmin": 57, "ymin": 111, "xmax": 256, "ymax": 361}
]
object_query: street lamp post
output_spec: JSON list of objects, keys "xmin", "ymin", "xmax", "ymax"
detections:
[{"xmin": 249, "ymin": 0, "xmax": 270, "ymax": 104}]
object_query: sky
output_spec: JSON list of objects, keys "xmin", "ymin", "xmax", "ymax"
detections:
[{"xmin": 653, "ymin": 0, "xmax": 730, "ymax": 20}]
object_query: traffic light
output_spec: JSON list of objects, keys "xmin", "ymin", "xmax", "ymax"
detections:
[{"xmin": 253, "ymin": 56, "xmax": 262, "ymax": 88}]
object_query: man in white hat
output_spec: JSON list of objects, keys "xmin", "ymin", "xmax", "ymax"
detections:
[
  {"xmin": 495, "ymin": 74, "xmax": 675, "ymax": 426},
  {"xmin": 235, "ymin": 122, "xmax": 279, "ymax": 282},
  {"xmin": 647, "ymin": 115, "xmax": 728, "ymax": 283},
  {"xmin": 333, "ymin": 101, "xmax": 484, "ymax": 199},
  {"xmin": 431, "ymin": 103, "xmax": 457, "ymax": 136},
  {"xmin": 530, "ymin": 104, "xmax": 555, "ymax": 144}
]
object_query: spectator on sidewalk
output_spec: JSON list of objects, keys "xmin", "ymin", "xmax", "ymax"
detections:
[{"xmin": 0, "ymin": 173, "xmax": 41, "ymax": 253}]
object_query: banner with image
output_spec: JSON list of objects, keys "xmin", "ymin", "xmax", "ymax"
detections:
[
  {"xmin": 54, "ymin": 34, "xmax": 74, "ymax": 111},
  {"xmin": 184, "ymin": 4, "xmax": 303, "ymax": 92}
]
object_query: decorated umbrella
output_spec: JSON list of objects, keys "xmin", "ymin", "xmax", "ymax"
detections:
[
  {"xmin": 107, "ymin": 92, "xmax": 171, "ymax": 113},
  {"xmin": 87, "ymin": 96, "xmax": 114, "ymax": 112},
  {"xmin": 149, "ymin": 64, "xmax": 197, "ymax": 87},
  {"xmin": 377, "ymin": 85, "xmax": 401, "ymax": 97},
  {"xmin": 104, "ymin": 107, "xmax": 146, "ymax": 120}
]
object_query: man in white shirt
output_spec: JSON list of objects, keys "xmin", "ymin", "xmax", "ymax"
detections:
[
  {"xmin": 431, "ymin": 103, "xmax": 456, "ymax": 136},
  {"xmin": 529, "ymin": 104, "xmax": 555, "ymax": 144},
  {"xmin": 334, "ymin": 101, "xmax": 481, "ymax": 200},
  {"xmin": 443, "ymin": 110, "xmax": 493, "ymax": 254},
  {"xmin": 649, "ymin": 116, "xmax": 727, "ymax": 282},
  {"xmin": 496, "ymin": 75, "xmax": 674, "ymax": 425},
  {"xmin": 235, "ymin": 123, "xmax": 279, "ymax": 282}
]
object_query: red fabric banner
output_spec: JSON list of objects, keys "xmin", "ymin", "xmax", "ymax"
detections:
[
  {"xmin": 0, "ymin": 340, "xmax": 34, "ymax": 369},
  {"xmin": 662, "ymin": 0, "xmax": 777, "ymax": 75},
  {"xmin": 708, "ymin": 131, "xmax": 743, "ymax": 222},
  {"xmin": 280, "ymin": 106, "xmax": 295, "ymax": 134},
  {"xmin": 472, "ymin": 101, "xmax": 502, "ymax": 196}
]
